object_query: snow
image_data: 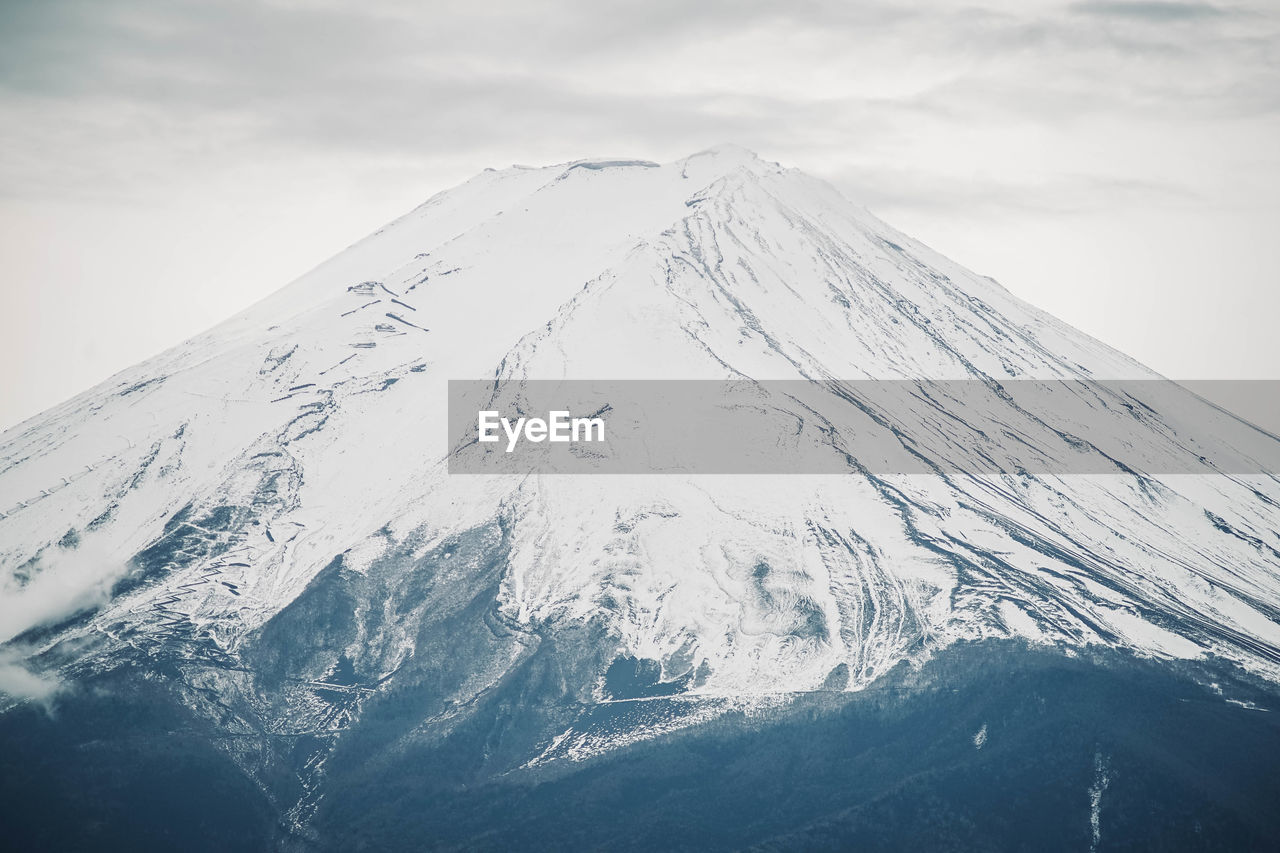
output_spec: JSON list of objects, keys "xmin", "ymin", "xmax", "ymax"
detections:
[{"xmin": 2, "ymin": 145, "xmax": 1280, "ymax": 722}]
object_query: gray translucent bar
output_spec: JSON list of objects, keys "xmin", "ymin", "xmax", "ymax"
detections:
[{"xmin": 446, "ymin": 379, "xmax": 1280, "ymax": 475}]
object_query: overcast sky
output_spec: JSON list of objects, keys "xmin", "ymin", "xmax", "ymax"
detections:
[{"xmin": 2, "ymin": 0, "xmax": 1278, "ymax": 431}]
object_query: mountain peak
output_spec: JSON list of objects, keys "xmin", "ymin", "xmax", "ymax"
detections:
[{"xmin": 2, "ymin": 147, "xmax": 1279, "ymax": 797}]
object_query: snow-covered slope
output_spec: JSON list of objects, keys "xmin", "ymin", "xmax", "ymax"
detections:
[{"xmin": 2, "ymin": 143, "xmax": 1279, "ymax": 740}]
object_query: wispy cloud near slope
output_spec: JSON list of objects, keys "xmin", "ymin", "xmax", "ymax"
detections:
[{"xmin": 0, "ymin": 542, "xmax": 128, "ymax": 700}]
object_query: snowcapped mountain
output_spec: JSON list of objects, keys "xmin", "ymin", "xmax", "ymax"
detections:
[{"xmin": 2, "ymin": 144, "xmax": 1280, "ymax": 849}]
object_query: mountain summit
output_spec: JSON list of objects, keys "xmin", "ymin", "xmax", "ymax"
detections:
[{"xmin": 3, "ymin": 147, "xmax": 1280, "ymax": 849}]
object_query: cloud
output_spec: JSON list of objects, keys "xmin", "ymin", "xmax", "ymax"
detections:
[
  {"xmin": 1, "ymin": 0, "xmax": 1279, "ymax": 428},
  {"xmin": 0, "ymin": 649, "xmax": 60, "ymax": 703},
  {"xmin": 0, "ymin": 0, "xmax": 1276, "ymax": 237},
  {"xmin": 0, "ymin": 541, "xmax": 128, "ymax": 702},
  {"xmin": 1071, "ymin": 2, "xmax": 1229, "ymax": 21},
  {"xmin": 0, "ymin": 543, "xmax": 127, "ymax": 646},
  {"xmin": 833, "ymin": 165, "xmax": 1199, "ymax": 219},
  {"xmin": 2, "ymin": 0, "xmax": 1276, "ymax": 205}
]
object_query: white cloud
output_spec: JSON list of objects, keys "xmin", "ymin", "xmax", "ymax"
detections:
[
  {"xmin": 0, "ymin": 0, "xmax": 1279, "ymax": 428},
  {"xmin": 0, "ymin": 543, "xmax": 128, "ymax": 645},
  {"xmin": 0, "ymin": 649, "xmax": 61, "ymax": 703},
  {"xmin": 0, "ymin": 542, "xmax": 129, "ymax": 702}
]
